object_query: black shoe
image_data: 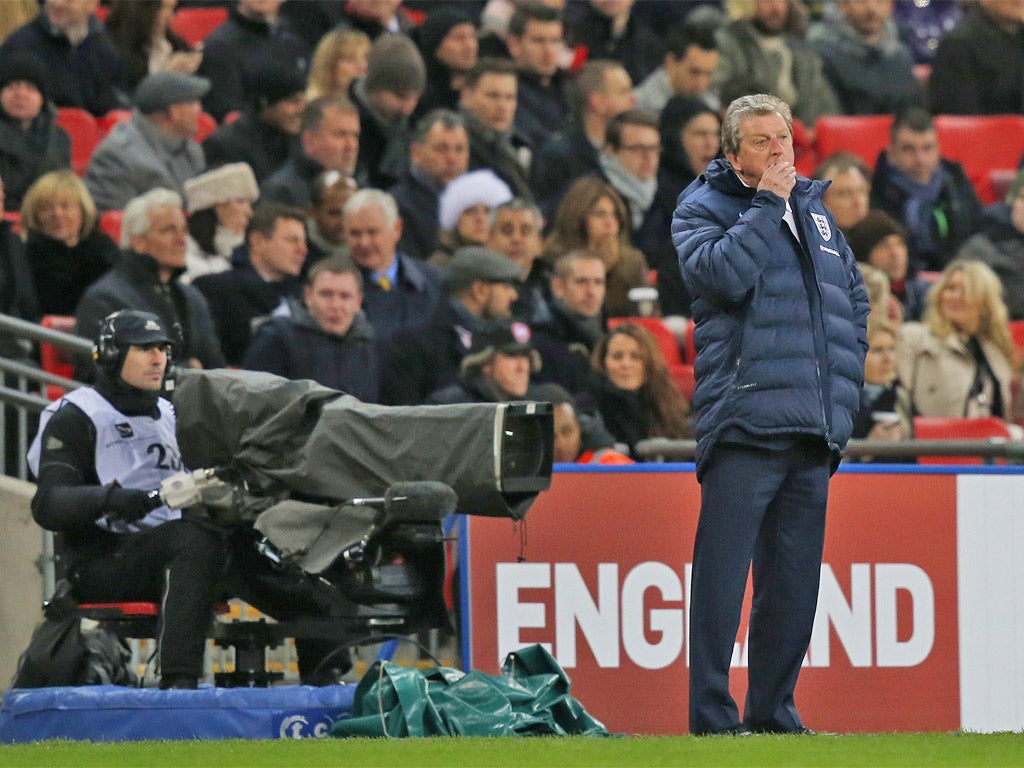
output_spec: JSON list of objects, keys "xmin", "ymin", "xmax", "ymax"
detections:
[
  {"xmin": 698, "ymin": 723, "xmax": 753, "ymax": 736},
  {"xmin": 159, "ymin": 674, "xmax": 198, "ymax": 690},
  {"xmin": 750, "ymin": 724, "xmax": 818, "ymax": 735}
]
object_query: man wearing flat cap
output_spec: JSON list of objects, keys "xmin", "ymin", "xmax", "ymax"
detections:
[
  {"xmin": 85, "ymin": 71, "xmax": 209, "ymax": 213},
  {"xmin": 203, "ymin": 64, "xmax": 306, "ymax": 183},
  {"xmin": 380, "ymin": 244, "xmax": 523, "ymax": 405}
]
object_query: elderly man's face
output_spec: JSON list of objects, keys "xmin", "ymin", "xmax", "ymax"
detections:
[
  {"xmin": 343, "ymin": 203, "xmax": 402, "ymax": 272},
  {"xmin": 887, "ymin": 126, "xmax": 940, "ymax": 185},
  {"xmin": 726, "ymin": 111, "xmax": 794, "ymax": 187},
  {"xmin": 132, "ymin": 205, "xmax": 188, "ymax": 273},
  {"xmin": 166, "ymin": 100, "xmax": 202, "ymax": 139}
]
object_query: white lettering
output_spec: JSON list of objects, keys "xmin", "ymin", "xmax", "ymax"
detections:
[
  {"xmin": 621, "ymin": 562, "xmax": 684, "ymax": 670},
  {"xmin": 496, "ymin": 562, "xmax": 551, "ymax": 663},
  {"xmin": 555, "ymin": 563, "xmax": 619, "ymax": 667},
  {"xmin": 875, "ymin": 563, "xmax": 934, "ymax": 667},
  {"xmin": 810, "ymin": 563, "xmax": 873, "ymax": 667}
]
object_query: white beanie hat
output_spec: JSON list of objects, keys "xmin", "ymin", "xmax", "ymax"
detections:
[
  {"xmin": 438, "ymin": 169, "xmax": 513, "ymax": 231},
  {"xmin": 184, "ymin": 163, "xmax": 260, "ymax": 213}
]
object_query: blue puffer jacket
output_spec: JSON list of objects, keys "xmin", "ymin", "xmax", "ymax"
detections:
[{"xmin": 671, "ymin": 158, "xmax": 869, "ymax": 477}]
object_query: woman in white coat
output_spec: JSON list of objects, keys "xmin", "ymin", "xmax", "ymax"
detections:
[{"xmin": 897, "ymin": 260, "xmax": 1019, "ymax": 420}]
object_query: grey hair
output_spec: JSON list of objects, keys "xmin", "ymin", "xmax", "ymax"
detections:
[
  {"xmin": 721, "ymin": 94, "xmax": 793, "ymax": 157},
  {"xmin": 488, "ymin": 197, "xmax": 542, "ymax": 231},
  {"xmin": 342, "ymin": 188, "xmax": 399, "ymax": 229},
  {"xmin": 121, "ymin": 188, "xmax": 183, "ymax": 247}
]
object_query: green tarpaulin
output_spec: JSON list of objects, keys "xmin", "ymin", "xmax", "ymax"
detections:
[{"xmin": 330, "ymin": 644, "xmax": 611, "ymax": 738}]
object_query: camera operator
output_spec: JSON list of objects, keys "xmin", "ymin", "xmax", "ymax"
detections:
[{"xmin": 28, "ymin": 310, "xmax": 225, "ymax": 690}]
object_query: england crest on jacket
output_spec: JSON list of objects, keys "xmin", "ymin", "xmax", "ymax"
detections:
[{"xmin": 811, "ymin": 213, "xmax": 832, "ymax": 241}]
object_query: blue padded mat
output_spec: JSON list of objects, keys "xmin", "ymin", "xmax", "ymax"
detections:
[{"xmin": 0, "ymin": 684, "xmax": 355, "ymax": 742}]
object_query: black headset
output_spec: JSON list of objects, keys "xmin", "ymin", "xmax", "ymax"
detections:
[{"xmin": 92, "ymin": 311, "xmax": 125, "ymax": 373}]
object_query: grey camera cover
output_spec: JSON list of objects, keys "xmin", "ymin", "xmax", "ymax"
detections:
[{"xmin": 172, "ymin": 369, "xmax": 534, "ymax": 518}]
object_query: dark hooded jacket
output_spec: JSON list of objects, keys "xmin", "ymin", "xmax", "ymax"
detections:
[
  {"xmin": 671, "ymin": 157, "xmax": 869, "ymax": 478},
  {"xmin": 242, "ymin": 304, "xmax": 379, "ymax": 402}
]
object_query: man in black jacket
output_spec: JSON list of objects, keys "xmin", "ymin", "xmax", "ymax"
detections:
[
  {"xmin": 379, "ymin": 245, "xmax": 522, "ymax": 405},
  {"xmin": 870, "ymin": 107, "xmax": 983, "ymax": 273},
  {"xmin": 196, "ymin": 0, "xmax": 308, "ymax": 122},
  {"xmin": 202, "ymin": 65, "xmax": 305, "ymax": 183},
  {"xmin": 193, "ymin": 203, "xmax": 307, "ymax": 366},
  {"xmin": 389, "ymin": 109, "xmax": 469, "ymax": 261},
  {"xmin": 460, "ymin": 58, "xmax": 533, "ymax": 200},
  {"xmin": 29, "ymin": 310, "xmax": 225, "ymax": 690},
  {"xmin": 243, "ymin": 256, "xmax": 379, "ymax": 402},
  {"xmin": 74, "ymin": 188, "xmax": 225, "ymax": 379}
]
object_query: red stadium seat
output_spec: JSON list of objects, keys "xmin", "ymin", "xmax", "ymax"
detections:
[
  {"xmin": 1009, "ymin": 320, "xmax": 1024, "ymax": 358},
  {"xmin": 814, "ymin": 114, "xmax": 894, "ymax": 172},
  {"xmin": 608, "ymin": 316, "xmax": 684, "ymax": 366},
  {"xmin": 55, "ymin": 107, "xmax": 101, "ymax": 176},
  {"xmin": 607, "ymin": 317, "xmax": 694, "ymax": 400},
  {"xmin": 39, "ymin": 315, "xmax": 77, "ymax": 400},
  {"xmin": 3, "ymin": 211, "xmax": 21, "ymax": 234},
  {"xmin": 169, "ymin": 7, "xmax": 228, "ymax": 47},
  {"xmin": 99, "ymin": 210, "xmax": 123, "ymax": 244},
  {"xmin": 934, "ymin": 115, "xmax": 1024, "ymax": 205},
  {"xmin": 194, "ymin": 111, "xmax": 218, "ymax": 142},
  {"xmin": 912, "ymin": 416, "xmax": 1015, "ymax": 465},
  {"xmin": 98, "ymin": 109, "xmax": 133, "ymax": 137},
  {"xmin": 100, "ymin": 109, "xmax": 218, "ymax": 143},
  {"xmin": 683, "ymin": 317, "xmax": 696, "ymax": 365}
]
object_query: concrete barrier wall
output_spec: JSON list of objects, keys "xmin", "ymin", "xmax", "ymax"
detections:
[{"xmin": 0, "ymin": 477, "xmax": 43, "ymax": 686}]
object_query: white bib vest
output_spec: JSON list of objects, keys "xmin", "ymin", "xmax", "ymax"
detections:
[{"xmin": 28, "ymin": 388, "xmax": 182, "ymax": 533}]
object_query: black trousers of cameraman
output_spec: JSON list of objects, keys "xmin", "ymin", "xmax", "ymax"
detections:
[{"xmin": 70, "ymin": 518, "xmax": 227, "ymax": 679}]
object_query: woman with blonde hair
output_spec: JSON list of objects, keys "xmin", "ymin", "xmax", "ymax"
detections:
[
  {"xmin": 896, "ymin": 260, "xmax": 1018, "ymax": 420},
  {"xmin": 589, "ymin": 323, "xmax": 692, "ymax": 457},
  {"xmin": 544, "ymin": 177, "xmax": 650, "ymax": 317},
  {"xmin": 20, "ymin": 170, "xmax": 117, "ymax": 315},
  {"xmin": 305, "ymin": 29, "xmax": 371, "ymax": 101}
]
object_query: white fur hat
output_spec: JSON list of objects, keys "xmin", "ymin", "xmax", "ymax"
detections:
[
  {"xmin": 438, "ymin": 169, "xmax": 513, "ymax": 231},
  {"xmin": 184, "ymin": 163, "xmax": 260, "ymax": 213}
]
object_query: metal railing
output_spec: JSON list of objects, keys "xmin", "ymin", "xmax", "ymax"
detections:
[
  {"xmin": 0, "ymin": 313, "xmax": 89, "ymax": 480},
  {"xmin": 635, "ymin": 437, "xmax": 1024, "ymax": 464}
]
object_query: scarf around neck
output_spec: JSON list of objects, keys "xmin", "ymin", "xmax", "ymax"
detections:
[{"xmin": 599, "ymin": 154, "xmax": 656, "ymax": 231}]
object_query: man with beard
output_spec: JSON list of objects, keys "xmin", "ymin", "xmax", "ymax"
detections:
[{"xmin": 379, "ymin": 245, "xmax": 523, "ymax": 405}]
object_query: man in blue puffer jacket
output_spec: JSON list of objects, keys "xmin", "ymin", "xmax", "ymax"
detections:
[{"xmin": 672, "ymin": 94, "xmax": 869, "ymax": 736}]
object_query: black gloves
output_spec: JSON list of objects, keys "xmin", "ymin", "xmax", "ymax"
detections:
[{"xmin": 104, "ymin": 485, "xmax": 162, "ymax": 523}]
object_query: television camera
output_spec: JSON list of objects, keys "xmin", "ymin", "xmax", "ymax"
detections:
[{"xmin": 167, "ymin": 370, "xmax": 553, "ymax": 684}]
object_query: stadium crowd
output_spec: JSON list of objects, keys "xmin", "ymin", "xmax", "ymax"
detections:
[{"xmin": 3, "ymin": 0, "xmax": 1024, "ymax": 462}]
